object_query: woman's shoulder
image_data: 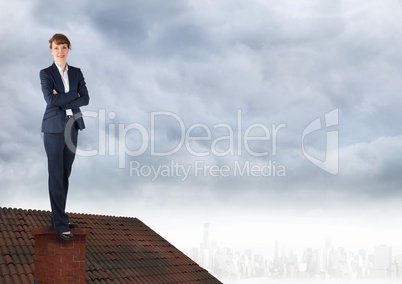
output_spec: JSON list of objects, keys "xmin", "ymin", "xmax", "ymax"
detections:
[
  {"xmin": 68, "ymin": 64, "xmax": 81, "ymax": 72},
  {"xmin": 40, "ymin": 64, "xmax": 53, "ymax": 72},
  {"xmin": 39, "ymin": 64, "xmax": 54, "ymax": 77},
  {"xmin": 40, "ymin": 62, "xmax": 58, "ymax": 73}
]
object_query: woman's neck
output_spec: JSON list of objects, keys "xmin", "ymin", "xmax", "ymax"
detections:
[{"xmin": 55, "ymin": 62, "xmax": 67, "ymax": 72}]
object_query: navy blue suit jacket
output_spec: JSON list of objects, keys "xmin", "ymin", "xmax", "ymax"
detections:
[{"xmin": 40, "ymin": 63, "xmax": 90, "ymax": 133}]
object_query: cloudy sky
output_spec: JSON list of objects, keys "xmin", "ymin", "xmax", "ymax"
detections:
[{"xmin": 1, "ymin": 0, "xmax": 402, "ymax": 269}]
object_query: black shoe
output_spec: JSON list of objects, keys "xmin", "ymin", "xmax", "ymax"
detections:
[
  {"xmin": 68, "ymin": 222, "xmax": 78, "ymax": 228},
  {"xmin": 60, "ymin": 232, "xmax": 74, "ymax": 241}
]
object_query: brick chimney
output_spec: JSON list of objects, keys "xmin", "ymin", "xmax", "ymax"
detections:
[{"xmin": 31, "ymin": 227, "xmax": 91, "ymax": 284}]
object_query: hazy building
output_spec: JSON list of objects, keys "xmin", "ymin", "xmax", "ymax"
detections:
[{"xmin": 372, "ymin": 245, "xmax": 392, "ymax": 279}]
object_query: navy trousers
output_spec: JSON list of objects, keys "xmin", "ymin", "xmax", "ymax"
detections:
[{"xmin": 43, "ymin": 122, "xmax": 78, "ymax": 233}]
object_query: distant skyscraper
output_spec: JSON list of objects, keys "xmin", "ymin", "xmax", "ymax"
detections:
[
  {"xmin": 203, "ymin": 222, "xmax": 210, "ymax": 247},
  {"xmin": 303, "ymin": 248, "xmax": 316, "ymax": 276},
  {"xmin": 274, "ymin": 241, "xmax": 280, "ymax": 265},
  {"xmin": 372, "ymin": 245, "xmax": 392, "ymax": 279},
  {"xmin": 201, "ymin": 222, "xmax": 212, "ymax": 270},
  {"xmin": 374, "ymin": 245, "xmax": 392, "ymax": 270}
]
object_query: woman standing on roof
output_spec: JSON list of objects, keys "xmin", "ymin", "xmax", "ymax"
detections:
[{"xmin": 39, "ymin": 33, "xmax": 90, "ymax": 241}]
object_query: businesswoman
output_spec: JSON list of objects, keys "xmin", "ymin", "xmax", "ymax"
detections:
[{"xmin": 40, "ymin": 33, "xmax": 89, "ymax": 240}]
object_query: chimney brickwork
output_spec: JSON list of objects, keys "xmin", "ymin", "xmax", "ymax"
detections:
[{"xmin": 31, "ymin": 227, "xmax": 90, "ymax": 284}]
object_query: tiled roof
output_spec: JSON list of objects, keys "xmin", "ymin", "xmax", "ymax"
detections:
[{"xmin": 0, "ymin": 207, "xmax": 222, "ymax": 284}]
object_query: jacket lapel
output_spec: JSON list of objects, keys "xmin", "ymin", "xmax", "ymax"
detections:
[
  {"xmin": 67, "ymin": 67, "xmax": 75, "ymax": 93},
  {"xmin": 51, "ymin": 63, "xmax": 65, "ymax": 93}
]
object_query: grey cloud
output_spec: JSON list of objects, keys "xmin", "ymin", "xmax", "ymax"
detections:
[
  {"xmin": 85, "ymin": 1, "xmax": 214, "ymax": 59},
  {"xmin": 1, "ymin": 0, "xmax": 402, "ymax": 215}
]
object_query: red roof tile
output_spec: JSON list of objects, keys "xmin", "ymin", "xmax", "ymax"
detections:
[{"xmin": 0, "ymin": 207, "xmax": 222, "ymax": 283}]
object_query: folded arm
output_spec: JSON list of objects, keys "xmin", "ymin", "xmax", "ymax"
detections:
[
  {"xmin": 40, "ymin": 70, "xmax": 79, "ymax": 107},
  {"xmin": 60, "ymin": 69, "xmax": 90, "ymax": 110}
]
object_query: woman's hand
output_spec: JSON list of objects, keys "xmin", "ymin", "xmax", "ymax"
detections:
[{"xmin": 52, "ymin": 89, "xmax": 58, "ymax": 95}]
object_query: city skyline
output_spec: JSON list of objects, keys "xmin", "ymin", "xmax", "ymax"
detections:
[{"xmin": 190, "ymin": 222, "xmax": 402, "ymax": 283}]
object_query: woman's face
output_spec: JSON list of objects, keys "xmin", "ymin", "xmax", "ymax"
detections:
[{"xmin": 50, "ymin": 41, "xmax": 69, "ymax": 66}]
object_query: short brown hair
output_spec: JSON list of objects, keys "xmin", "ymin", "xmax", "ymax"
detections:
[{"xmin": 49, "ymin": 33, "xmax": 71, "ymax": 49}]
